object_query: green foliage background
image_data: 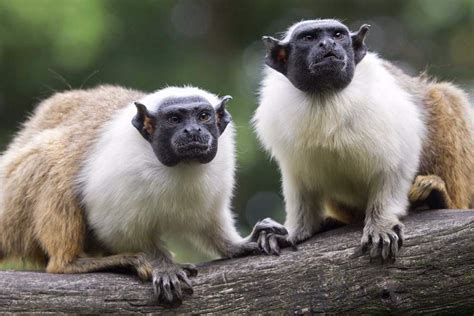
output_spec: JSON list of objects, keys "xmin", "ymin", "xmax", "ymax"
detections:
[{"xmin": 0, "ymin": 0, "xmax": 472, "ymax": 262}]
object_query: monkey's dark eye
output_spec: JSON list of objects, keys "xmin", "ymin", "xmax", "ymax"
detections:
[
  {"xmin": 334, "ymin": 32, "xmax": 344, "ymax": 39},
  {"xmin": 303, "ymin": 34, "xmax": 315, "ymax": 41},
  {"xmin": 198, "ymin": 111, "xmax": 211, "ymax": 122},
  {"xmin": 168, "ymin": 115, "xmax": 181, "ymax": 124}
]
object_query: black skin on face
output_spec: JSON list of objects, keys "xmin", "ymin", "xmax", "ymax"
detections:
[
  {"xmin": 263, "ymin": 20, "xmax": 370, "ymax": 94},
  {"xmin": 132, "ymin": 95, "xmax": 232, "ymax": 166}
]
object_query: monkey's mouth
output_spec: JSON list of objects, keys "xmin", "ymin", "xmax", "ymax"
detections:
[
  {"xmin": 323, "ymin": 52, "xmax": 338, "ymax": 59},
  {"xmin": 309, "ymin": 51, "xmax": 345, "ymax": 72},
  {"xmin": 176, "ymin": 141, "xmax": 210, "ymax": 155}
]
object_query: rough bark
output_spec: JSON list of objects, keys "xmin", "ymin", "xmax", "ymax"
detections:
[{"xmin": 0, "ymin": 209, "xmax": 473, "ymax": 314}]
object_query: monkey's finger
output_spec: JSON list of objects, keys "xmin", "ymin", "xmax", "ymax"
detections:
[
  {"xmin": 290, "ymin": 240, "xmax": 298, "ymax": 251},
  {"xmin": 268, "ymin": 234, "xmax": 280, "ymax": 256},
  {"xmin": 275, "ymin": 234, "xmax": 297, "ymax": 250},
  {"xmin": 388, "ymin": 233, "xmax": 399, "ymax": 258},
  {"xmin": 274, "ymin": 234, "xmax": 291, "ymax": 250},
  {"xmin": 170, "ymin": 273, "xmax": 183, "ymax": 301},
  {"xmin": 270, "ymin": 226, "xmax": 288, "ymax": 236},
  {"xmin": 380, "ymin": 234, "xmax": 391, "ymax": 260},
  {"xmin": 161, "ymin": 274, "xmax": 174, "ymax": 303},
  {"xmin": 265, "ymin": 219, "xmax": 288, "ymax": 235},
  {"xmin": 393, "ymin": 224, "xmax": 404, "ymax": 249},
  {"xmin": 180, "ymin": 263, "xmax": 198, "ymax": 277},
  {"xmin": 177, "ymin": 271, "xmax": 194, "ymax": 294},
  {"xmin": 153, "ymin": 276, "xmax": 162, "ymax": 298},
  {"xmin": 369, "ymin": 235, "xmax": 381, "ymax": 259},
  {"xmin": 361, "ymin": 234, "xmax": 372, "ymax": 254},
  {"xmin": 258, "ymin": 231, "xmax": 271, "ymax": 254}
]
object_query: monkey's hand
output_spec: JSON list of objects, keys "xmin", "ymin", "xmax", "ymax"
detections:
[
  {"xmin": 152, "ymin": 262, "xmax": 198, "ymax": 305},
  {"xmin": 224, "ymin": 218, "xmax": 294, "ymax": 258},
  {"xmin": 249, "ymin": 218, "xmax": 296, "ymax": 255},
  {"xmin": 361, "ymin": 220, "xmax": 404, "ymax": 262}
]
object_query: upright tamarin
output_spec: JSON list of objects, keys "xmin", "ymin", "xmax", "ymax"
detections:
[
  {"xmin": 254, "ymin": 19, "xmax": 473, "ymax": 260},
  {"xmin": 0, "ymin": 85, "xmax": 287, "ymax": 303}
]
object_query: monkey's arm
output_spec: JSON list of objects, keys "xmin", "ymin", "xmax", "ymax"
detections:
[
  {"xmin": 282, "ymin": 169, "xmax": 326, "ymax": 244},
  {"xmin": 257, "ymin": 166, "xmax": 357, "ymax": 253},
  {"xmin": 190, "ymin": 209, "xmax": 290, "ymax": 258},
  {"xmin": 361, "ymin": 175, "xmax": 406, "ymax": 261}
]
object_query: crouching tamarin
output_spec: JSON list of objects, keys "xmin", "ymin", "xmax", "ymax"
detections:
[
  {"xmin": 0, "ymin": 85, "xmax": 287, "ymax": 303},
  {"xmin": 254, "ymin": 19, "xmax": 473, "ymax": 261}
]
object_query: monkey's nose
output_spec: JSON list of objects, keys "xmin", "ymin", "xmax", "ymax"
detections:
[
  {"xmin": 319, "ymin": 39, "xmax": 335, "ymax": 48},
  {"xmin": 184, "ymin": 127, "xmax": 202, "ymax": 135}
]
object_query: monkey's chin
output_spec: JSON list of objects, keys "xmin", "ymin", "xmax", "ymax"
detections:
[{"xmin": 180, "ymin": 153, "xmax": 216, "ymax": 165}]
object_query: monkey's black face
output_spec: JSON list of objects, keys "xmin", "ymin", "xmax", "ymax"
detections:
[
  {"xmin": 263, "ymin": 20, "xmax": 370, "ymax": 94},
  {"xmin": 153, "ymin": 98, "xmax": 220, "ymax": 166},
  {"xmin": 287, "ymin": 23, "xmax": 355, "ymax": 92},
  {"xmin": 132, "ymin": 95, "xmax": 232, "ymax": 167}
]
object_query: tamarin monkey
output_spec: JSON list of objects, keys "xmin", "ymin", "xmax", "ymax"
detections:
[
  {"xmin": 253, "ymin": 19, "xmax": 473, "ymax": 261},
  {"xmin": 0, "ymin": 85, "xmax": 287, "ymax": 303}
]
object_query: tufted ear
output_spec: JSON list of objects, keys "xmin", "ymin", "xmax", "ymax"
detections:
[
  {"xmin": 132, "ymin": 102, "xmax": 156, "ymax": 142},
  {"xmin": 262, "ymin": 36, "xmax": 290, "ymax": 75},
  {"xmin": 215, "ymin": 95, "xmax": 232, "ymax": 135},
  {"xmin": 351, "ymin": 24, "xmax": 370, "ymax": 64}
]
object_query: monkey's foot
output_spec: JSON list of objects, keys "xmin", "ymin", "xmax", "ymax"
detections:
[
  {"xmin": 152, "ymin": 263, "xmax": 196, "ymax": 305},
  {"xmin": 257, "ymin": 231, "xmax": 297, "ymax": 255},
  {"xmin": 409, "ymin": 175, "xmax": 454, "ymax": 209},
  {"xmin": 361, "ymin": 221, "xmax": 403, "ymax": 262},
  {"xmin": 132, "ymin": 252, "xmax": 154, "ymax": 280}
]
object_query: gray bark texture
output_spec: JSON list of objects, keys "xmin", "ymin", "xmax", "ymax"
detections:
[{"xmin": 0, "ymin": 209, "xmax": 473, "ymax": 314}]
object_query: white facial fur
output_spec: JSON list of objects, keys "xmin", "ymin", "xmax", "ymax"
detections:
[
  {"xmin": 254, "ymin": 50, "xmax": 426, "ymax": 239},
  {"xmin": 76, "ymin": 86, "xmax": 241, "ymax": 256}
]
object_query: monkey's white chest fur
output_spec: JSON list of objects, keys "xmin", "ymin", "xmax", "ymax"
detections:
[
  {"xmin": 254, "ymin": 53, "xmax": 426, "ymax": 214},
  {"xmin": 77, "ymin": 96, "xmax": 235, "ymax": 254}
]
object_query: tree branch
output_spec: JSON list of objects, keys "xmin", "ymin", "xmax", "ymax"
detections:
[{"xmin": 1, "ymin": 210, "xmax": 473, "ymax": 314}]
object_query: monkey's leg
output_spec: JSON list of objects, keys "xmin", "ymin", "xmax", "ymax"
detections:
[
  {"xmin": 59, "ymin": 249, "xmax": 197, "ymax": 304},
  {"xmin": 409, "ymin": 175, "xmax": 455, "ymax": 210},
  {"xmin": 49, "ymin": 253, "xmax": 153, "ymax": 280},
  {"xmin": 32, "ymin": 189, "xmax": 154, "ymax": 280}
]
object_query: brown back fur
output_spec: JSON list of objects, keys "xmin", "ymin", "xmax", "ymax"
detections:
[
  {"xmin": 381, "ymin": 61, "xmax": 473, "ymax": 209},
  {"xmin": 419, "ymin": 82, "xmax": 474, "ymax": 208},
  {"xmin": 0, "ymin": 85, "xmax": 145, "ymax": 267}
]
